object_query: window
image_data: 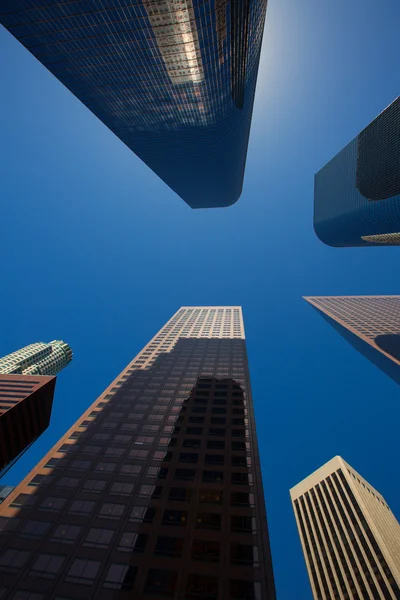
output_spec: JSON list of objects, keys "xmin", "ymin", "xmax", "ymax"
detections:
[
  {"xmin": 51, "ymin": 525, "xmax": 81, "ymax": 544},
  {"xmin": 129, "ymin": 449, "xmax": 149, "ymax": 459},
  {"xmin": 139, "ymin": 485, "xmax": 162, "ymax": 499},
  {"xmin": 111, "ymin": 482, "xmax": 134, "ymax": 495},
  {"xmin": 212, "ymin": 408, "xmax": 226, "ymax": 414},
  {"xmin": 104, "ymin": 564, "xmax": 138, "ymax": 590},
  {"xmin": 179, "ymin": 452, "xmax": 198, "ymax": 464},
  {"xmin": 210, "ymin": 417, "xmax": 226, "ymax": 425},
  {"xmin": 231, "ymin": 545, "xmax": 259, "ymax": 566},
  {"xmin": 28, "ymin": 474, "xmax": 54, "ymax": 487},
  {"xmin": 0, "ymin": 549, "xmax": 30, "ymax": 571},
  {"xmin": 199, "ymin": 490, "xmax": 222, "ymax": 505},
  {"xmin": 175, "ymin": 468, "xmax": 195, "ymax": 481},
  {"xmin": 192, "ymin": 407, "xmax": 206, "ymax": 413},
  {"xmin": 144, "ymin": 569, "xmax": 177, "ymax": 597},
  {"xmin": 19, "ymin": 520, "xmax": 49, "ymax": 539},
  {"xmin": 30, "ymin": 554, "xmax": 65, "ymax": 579},
  {"xmin": 154, "ymin": 536, "xmax": 183, "ymax": 557},
  {"xmin": 84, "ymin": 528, "xmax": 114, "ymax": 549},
  {"xmin": 196, "ymin": 513, "xmax": 221, "ymax": 531},
  {"xmin": 83, "ymin": 480, "xmax": 106, "ymax": 493},
  {"xmin": 208, "ymin": 428, "xmax": 225, "ymax": 436},
  {"xmin": 202, "ymin": 471, "xmax": 223, "ymax": 483},
  {"xmin": 231, "ymin": 492, "xmax": 254, "ymax": 507},
  {"xmin": 40, "ymin": 497, "xmax": 66, "ymax": 511},
  {"xmin": 205, "ymin": 454, "xmax": 224, "ymax": 465},
  {"xmin": 66, "ymin": 559, "xmax": 100, "ymax": 585},
  {"xmin": 0, "ymin": 517, "xmax": 20, "ymax": 533},
  {"xmin": 82, "ymin": 445, "xmax": 101, "ymax": 455},
  {"xmin": 95, "ymin": 462, "xmax": 116, "ymax": 473},
  {"xmin": 232, "ymin": 441, "xmax": 247, "ymax": 451},
  {"xmin": 56, "ymin": 477, "xmax": 80, "ymax": 489},
  {"xmin": 99, "ymin": 503, "xmax": 125, "ymax": 519},
  {"xmin": 120, "ymin": 464, "xmax": 142, "ymax": 476},
  {"xmin": 105, "ymin": 447, "xmax": 124, "ymax": 457},
  {"xmin": 70, "ymin": 460, "xmax": 91, "ymax": 471},
  {"xmin": 232, "ymin": 456, "xmax": 248, "ymax": 467},
  {"xmin": 191, "ymin": 540, "xmax": 220, "ymax": 563},
  {"xmin": 207, "ymin": 440, "xmax": 225, "ymax": 450},
  {"xmin": 69, "ymin": 500, "xmax": 95, "ymax": 516},
  {"xmin": 182, "ymin": 439, "xmax": 201, "ymax": 448},
  {"xmin": 230, "ymin": 580, "xmax": 262, "ymax": 600},
  {"xmin": 232, "ymin": 429, "xmax": 245, "ymax": 437},
  {"xmin": 185, "ymin": 573, "xmax": 218, "ymax": 600},
  {"xmin": 10, "ymin": 494, "xmax": 36, "ymax": 508},
  {"xmin": 186, "ymin": 427, "xmax": 203, "ymax": 435},
  {"xmin": 130, "ymin": 506, "xmax": 156, "ymax": 523},
  {"xmin": 118, "ymin": 532, "xmax": 147, "ymax": 553},
  {"xmin": 231, "ymin": 472, "xmax": 250, "ymax": 485},
  {"xmin": 163, "ymin": 509, "xmax": 188, "ymax": 526},
  {"xmin": 231, "ymin": 516, "xmax": 254, "ymax": 533},
  {"xmin": 168, "ymin": 487, "xmax": 191, "ymax": 502}
]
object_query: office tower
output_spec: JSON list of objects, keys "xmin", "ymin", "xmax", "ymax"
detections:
[
  {"xmin": 314, "ymin": 96, "xmax": 400, "ymax": 246},
  {"xmin": 0, "ymin": 487, "xmax": 14, "ymax": 504},
  {"xmin": 0, "ymin": 340, "xmax": 73, "ymax": 376},
  {"xmin": 0, "ymin": 307, "xmax": 275, "ymax": 599},
  {"xmin": 0, "ymin": 341, "xmax": 72, "ymax": 477},
  {"xmin": 0, "ymin": 2, "xmax": 269, "ymax": 209},
  {"xmin": 304, "ymin": 296, "xmax": 400, "ymax": 384},
  {"xmin": 290, "ymin": 456, "xmax": 400, "ymax": 600},
  {"xmin": 0, "ymin": 375, "xmax": 56, "ymax": 477}
]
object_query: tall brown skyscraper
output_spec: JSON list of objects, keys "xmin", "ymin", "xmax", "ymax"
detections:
[
  {"xmin": 0, "ymin": 307, "xmax": 275, "ymax": 599},
  {"xmin": 304, "ymin": 295, "xmax": 400, "ymax": 384},
  {"xmin": 290, "ymin": 456, "xmax": 400, "ymax": 600}
]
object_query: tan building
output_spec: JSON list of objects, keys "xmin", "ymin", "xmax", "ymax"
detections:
[
  {"xmin": 0, "ymin": 307, "xmax": 275, "ymax": 599},
  {"xmin": 290, "ymin": 456, "xmax": 400, "ymax": 600},
  {"xmin": 304, "ymin": 296, "xmax": 400, "ymax": 384}
]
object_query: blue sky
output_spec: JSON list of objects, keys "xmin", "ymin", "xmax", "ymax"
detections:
[{"xmin": 1, "ymin": 0, "xmax": 400, "ymax": 597}]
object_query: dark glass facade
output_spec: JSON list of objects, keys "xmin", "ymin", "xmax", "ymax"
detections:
[
  {"xmin": 0, "ymin": 375, "xmax": 56, "ymax": 478},
  {"xmin": 0, "ymin": 307, "xmax": 275, "ymax": 599},
  {"xmin": 0, "ymin": 0, "xmax": 269, "ymax": 209},
  {"xmin": 314, "ymin": 97, "xmax": 400, "ymax": 246}
]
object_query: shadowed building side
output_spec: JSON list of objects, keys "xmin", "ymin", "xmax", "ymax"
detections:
[{"xmin": 0, "ymin": 307, "xmax": 275, "ymax": 599}]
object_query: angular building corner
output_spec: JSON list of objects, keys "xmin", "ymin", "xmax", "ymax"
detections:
[
  {"xmin": 0, "ymin": 1, "xmax": 269, "ymax": 209},
  {"xmin": 0, "ymin": 340, "xmax": 72, "ymax": 478},
  {"xmin": 314, "ymin": 96, "xmax": 400, "ymax": 246},
  {"xmin": 0, "ymin": 308, "xmax": 275, "ymax": 599},
  {"xmin": 304, "ymin": 295, "xmax": 400, "ymax": 384},
  {"xmin": 290, "ymin": 456, "xmax": 400, "ymax": 600}
]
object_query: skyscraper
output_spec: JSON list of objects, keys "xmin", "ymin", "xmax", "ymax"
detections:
[
  {"xmin": 0, "ymin": 1, "xmax": 269, "ymax": 209},
  {"xmin": 0, "ymin": 341, "xmax": 72, "ymax": 477},
  {"xmin": 290, "ymin": 456, "xmax": 400, "ymax": 600},
  {"xmin": 0, "ymin": 307, "xmax": 275, "ymax": 599},
  {"xmin": 0, "ymin": 340, "xmax": 73, "ymax": 376},
  {"xmin": 304, "ymin": 295, "xmax": 400, "ymax": 384},
  {"xmin": 314, "ymin": 96, "xmax": 400, "ymax": 246}
]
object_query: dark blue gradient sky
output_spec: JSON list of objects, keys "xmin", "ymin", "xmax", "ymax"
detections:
[{"xmin": 1, "ymin": 0, "xmax": 399, "ymax": 597}]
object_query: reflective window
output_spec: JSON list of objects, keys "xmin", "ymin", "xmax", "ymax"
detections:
[
  {"xmin": 30, "ymin": 554, "xmax": 65, "ymax": 579},
  {"xmin": 104, "ymin": 564, "xmax": 138, "ymax": 590},
  {"xmin": 84, "ymin": 528, "xmax": 114, "ymax": 549},
  {"xmin": 66, "ymin": 558, "xmax": 100, "ymax": 585}
]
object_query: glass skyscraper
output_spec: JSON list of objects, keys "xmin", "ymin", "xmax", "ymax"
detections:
[
  {"xmin": 0, "ymin": 307, "xmax": 275, "ymax": 599},
  {"xmin": 0, "ymin": 341, "xmax": 73, "ymax": 377},
  {"xmin": 290, "ymin": 456, "xmax": 400, "ymax": 600},
  {"xmin": 304, "ymin": 295, "xmax": 400, "ymax": 385},
  {"xmin": 0, "ymin": 0, "xmax": 269, "ymax": 209},
  {"xmin": 314, "ymin": 96, "xmax": 400, "ymax": 246}
]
